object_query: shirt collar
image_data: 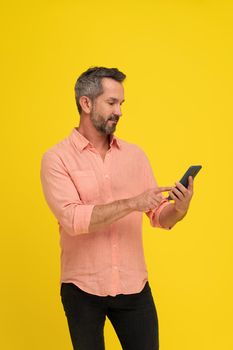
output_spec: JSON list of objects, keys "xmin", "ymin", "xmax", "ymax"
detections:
[{"xmin": 70, "ymin": 127, "xmax": 121, "ymax": 152}]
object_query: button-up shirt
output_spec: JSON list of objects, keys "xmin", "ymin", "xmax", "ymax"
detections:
[{"xmin": 40, "ymin": 128, "xmax": 171, "ymax": 296}]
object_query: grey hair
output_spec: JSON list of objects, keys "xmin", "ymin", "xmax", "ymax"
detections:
[{"xmin": 74, "ymin": 66, "xmax": 126, "ymax": 114}]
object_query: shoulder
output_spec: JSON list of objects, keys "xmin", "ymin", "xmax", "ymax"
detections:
[
  {"xmin": 116, "ymin": 137, "xmax": 149, "ymax": 160},
  {"xmin": 40, "ymin": 134, "xmax": 72, "ymax": 166}
]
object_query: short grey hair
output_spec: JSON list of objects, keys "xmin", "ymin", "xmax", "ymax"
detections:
[{"xmin": 74, "ymin": 66, "xmax": 126, "ymax": 114}]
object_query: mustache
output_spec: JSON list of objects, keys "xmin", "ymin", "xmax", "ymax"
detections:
[{"xmin": 107, "ymin": 116, "xmax": 120, "ymax": 122}]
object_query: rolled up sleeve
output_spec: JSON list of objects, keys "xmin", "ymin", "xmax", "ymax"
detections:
[
  {"xmin": 146, "ymin": 198, "xmax": 172, "ymax": 230},
  {"xmin": 40, "ymin": 151, "xmax": 94, "ymax": 235},
  {"xmin": 140, "ymin": 148, "xmax": 172, "ymax": 230}
]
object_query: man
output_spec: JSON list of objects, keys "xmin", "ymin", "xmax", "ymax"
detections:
[{"xmin": 40, "ymin": 66, "xmax": 193, "ymax": 350}]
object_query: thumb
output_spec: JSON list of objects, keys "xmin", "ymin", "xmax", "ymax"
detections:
[{"xmin": 188, "ymin": 176, "xmax": 193, "ymax": 190}]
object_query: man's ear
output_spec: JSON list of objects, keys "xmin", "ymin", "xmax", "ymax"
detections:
[{"xmin": 79, "ymin": 96, "xmax": 93, "ymax": 114}]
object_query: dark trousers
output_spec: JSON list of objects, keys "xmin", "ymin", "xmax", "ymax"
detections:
[{"xmin": 60, "ymin": 281, "xmax": 159, "ymax": 350}]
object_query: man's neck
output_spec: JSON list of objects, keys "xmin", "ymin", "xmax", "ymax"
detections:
[{"xmin": 76, "ymin": 125, "xmax": 110, "ymax": 151}]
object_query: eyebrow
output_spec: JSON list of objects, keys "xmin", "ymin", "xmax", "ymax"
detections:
[{"xmin": 107, "ymin": 97, "xmax": 125, "ymax": 104}]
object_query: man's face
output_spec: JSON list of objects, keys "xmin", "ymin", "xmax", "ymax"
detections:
[{"xmin": 90, "ymin": 78, "xmax": 125, "ymax": 135}]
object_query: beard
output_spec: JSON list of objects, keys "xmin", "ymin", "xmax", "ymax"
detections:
[{"xmin": 90, "ymin": 110, "xmax": 119, "ymax": 135}]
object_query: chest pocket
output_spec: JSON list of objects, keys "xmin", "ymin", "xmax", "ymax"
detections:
[{"xmin": 70, "ymin": 170, "xmax": 100, "ymax": 203}]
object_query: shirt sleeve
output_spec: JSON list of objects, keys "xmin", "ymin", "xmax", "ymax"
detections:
[
  {"xmin": 146, "ymin": 199, "xmax": 172, "ymax": 230},
  {"xmin": 40, "ymin": 151, "xmax": 95, "ymax": 236},
  {"xmin": 140, "ymin": 149, "xmax": 172, "ymax": 230}
]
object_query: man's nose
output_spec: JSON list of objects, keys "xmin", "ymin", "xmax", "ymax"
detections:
[{"xmin": 114, "ymin": 105, "xmax": 122, "ymax": 117}]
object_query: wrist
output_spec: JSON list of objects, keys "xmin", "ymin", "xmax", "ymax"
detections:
[
  {"xmin": 174, "ymin": 205, "xmax": 188, "ymax": 219},
  {"xmin": 125, "ymin": 197, "xmax": 136, "ymax": 211}
]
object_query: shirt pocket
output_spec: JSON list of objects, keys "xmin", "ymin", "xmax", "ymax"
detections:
[{"xmin": 70, "ymin": 170, "xmax": 100, "ymax": 203}]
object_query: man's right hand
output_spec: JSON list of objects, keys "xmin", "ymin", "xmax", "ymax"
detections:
[
  {"xmin": 89, "ymin": 186, "xmax": 172, "ymax": 233},
  {"xmin": 129, "ymin": 187, "xmax": 172, "ymax": 212}
]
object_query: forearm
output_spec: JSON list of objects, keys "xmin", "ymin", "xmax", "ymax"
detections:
[
  {"xmin": 159, "ymin": 202, "xmax": 187, "ymax": 229},
  {"xmin": 88, "ymin": 198, "xmax": 134, "ymax": 233},
  {"xmin": 88, "ymin": 186, "xmax": 174, "ymax": 233}
]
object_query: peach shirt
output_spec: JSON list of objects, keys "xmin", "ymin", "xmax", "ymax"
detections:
[{"xmin": 40, "ymin": 128, "xmax": 171, "ymax": 297}]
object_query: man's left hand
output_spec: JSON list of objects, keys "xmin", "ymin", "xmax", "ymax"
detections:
[{"xmin": 168, "ymin": 176, "xmax": 194, "ymax": 215}]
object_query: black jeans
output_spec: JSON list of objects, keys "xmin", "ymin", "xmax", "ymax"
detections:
[{"xmin": 60, "ymin": 281, "xmax": 159, "ymax": 350}]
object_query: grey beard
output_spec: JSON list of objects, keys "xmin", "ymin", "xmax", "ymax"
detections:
[{"xmin": 91, "ymin": 116, "xmax": 118, "ymax": 135}]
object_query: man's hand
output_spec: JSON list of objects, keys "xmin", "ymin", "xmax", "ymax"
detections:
[
  {"xmin": 130, "ymin": 186, "xmax": 172, "ymax": 212},
  {"xmin": 168, "ymin": 176, "xmax": 194, "ymax": 215}
]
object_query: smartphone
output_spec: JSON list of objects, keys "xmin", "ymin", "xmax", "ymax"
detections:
[{"xmin": 167, "ymin": 165, "xmax": 202, "ymax": 200}]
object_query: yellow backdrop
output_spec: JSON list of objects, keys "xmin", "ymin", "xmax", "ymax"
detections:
[{"xmin": 1, "ymin": 0, "xmax": 232, "ymax": 349}]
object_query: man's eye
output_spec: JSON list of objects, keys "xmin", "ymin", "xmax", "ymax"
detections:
[{"xmin": 108, "ymin": 102, "xmax": 114, "ymax": 105}]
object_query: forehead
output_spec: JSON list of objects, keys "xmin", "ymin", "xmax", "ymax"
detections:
[{"xmin": 100, "ymin": 78, "xmax": 124, "ymax": 99}]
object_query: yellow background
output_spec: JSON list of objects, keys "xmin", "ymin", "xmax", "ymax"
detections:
[{"xmin": 1, "ymin": 0, "xmax": 232, "ymax": 349}]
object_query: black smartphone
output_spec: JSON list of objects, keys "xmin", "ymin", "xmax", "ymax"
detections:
[{"xmin": 167, "ymin": 165, "xmax": 202, "ymax": 200}]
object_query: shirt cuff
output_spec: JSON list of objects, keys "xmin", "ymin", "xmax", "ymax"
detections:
[
  {"xmin": 153, "ymin": 198, "xmax": 172, "ymax": 230},
  {"xmin": 73, "ymin": 204, "xmax": 95, "ymax": 234}
]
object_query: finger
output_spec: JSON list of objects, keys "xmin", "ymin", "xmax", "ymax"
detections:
[
  {"xmin": 150, "ymin": 197, "xmax": 162, "ymax": 207},
  {"xmin": 147, "ymin": 199, "xmax": 160, "ymax": 211},
  {"xmin": 156, "ymin": 186, "xmax": 173, "ymax": 193},
  {"xmin": 153, "ymin": 194, "xmax": 163, "ymax": 203},
  {"xmin": 171, "ymin": 187, "xmax": 184, "ymax": 200},
  {"xmin": 188, "ymin": 176, "xmax": 193, "ymax": 191},
  {"xmin": 175, "ymin": 181, "xmax": 188, "ymax": 195},
  {"xmin": 168, "ymin": 190, "xmax": 178, "ymax": 201}
]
